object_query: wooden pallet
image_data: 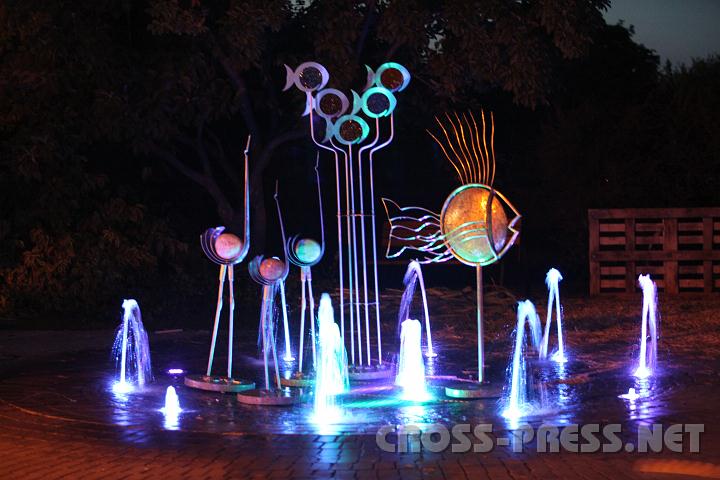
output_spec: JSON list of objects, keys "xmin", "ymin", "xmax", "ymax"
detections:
[{"xmin": 588, "ymin": 208, "xmax": 720, "ymax": 294}]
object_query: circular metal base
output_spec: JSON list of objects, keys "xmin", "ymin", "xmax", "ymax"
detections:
[
  {"xmin": 236, "ymin": 388, "xmax": 302, "ymax": 406},
  {"xmin": 444, "ymin": 380, "xmax": 502, "ymax": 399},
  {"xmin": 280, "ymin": 372, "xmax": 315, "ymax": 388},
  {"xmin": 348, "ymin": 362, "xmax": 394, "ymax": 381},
  {"xmin": 184, "ymin": 374, "xmax": 255, "ymax": 393}
]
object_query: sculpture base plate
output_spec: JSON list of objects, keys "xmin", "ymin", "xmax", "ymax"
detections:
[
  {"xmin": 443, "ymin": 380, "xmax": 501, "ymax": 399},
  {"xmin": 236, "ymin": 388, "xmax": 303, "ymax": 406},
  {"xmin": 280, "ymin": 372, "xmax": 315, "ymax": 387},
  {"xmin": 184, "ymin": 374, "xmax": 255, "ymax": 393},
  {"xmin": 348, "ymin": 362, "xmax": 394, "ymax": 381}
]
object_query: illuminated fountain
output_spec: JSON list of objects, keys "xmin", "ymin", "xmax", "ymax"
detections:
[
  {"xmin": 502, "ymin": 300, "xmax": 542, "ymax": 420},
  {"xmin": 383, "ymin": 111, "xmax": 521, "ymax": 396},
  {"xmin": 285, "ymin": 62, "xmax": 411, "ymax": 378},
  {"xmin": 539, "ymin": 268, "xmax": 566, "ymax": 363},
  {"xmin": 160, "ymin": 386, "xmax": 181, "ymax": 430},
  {"xmin": 313, "ymin": 293, "xmax": 349, "ymax": 418},
  {"xmin": 398, "ymin": 261, "xmax": 435, "ymax": 357},
  {"xmin": 634, "ymin": 274, "xmax": 659, "ymax": 378},
  {"xmin": 112, "ymin": 299, "xmax": 152, "ymax": 393},
  {"xmin": 396, "ymin": 319, "xmax": 430, "ymax": 401}
]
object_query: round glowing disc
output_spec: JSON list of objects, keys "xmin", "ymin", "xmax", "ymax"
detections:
[
  {"xmin": 259, "ymin": 257, "xmax": 285, "ymax": 281},
  {"xmin": 440, "ymin": 184, "xmax": 508, "ymax": 266},
  {"xmin": 214, "ymin": 233, "xmax": 243, "ymax": 260},
  {"xmin": 293, "ymin": 238, "xmax": 322, "ymax": 264}
]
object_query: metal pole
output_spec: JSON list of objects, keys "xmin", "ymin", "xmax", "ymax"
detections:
[
  {"xmin": 261, "ymin": 285, "xmax": 271, "ymax": 390},
  {"xmin": 279, "ymin": 279, "xmax": 293, "ymax": 361},
  {"xmin": 267, "ymin": 286, "xmax": 281, "ymax": 389},
  {"xmin": 206, "ymin": 264, "xmax": 227, "ymax": 376},
  {"xmin": 477, "ymin": 265, "xmax": 484, "ymax": 382},
  {"xmin": 307, "ymin": 267, "xmax": 317, "ymax": 368},
  {"xmin": 345, "ymin": 143, "xmax": 363, "ymax": 365},
  {"xmin": 355, "ymin": 146, "xmax": 372, "ymax": 366},
  {"xmin": 227, "ymin": 265, "xmax": 235, "ymax": 379},
  {"xmin": 369, "ymin": 115, "xmax": 395, "ymax": 364},
  {"xmin": 308, "ymin": 109, "xmax": 345, "ymax": 349},
  {"xmin": 298, "ymin": 268, "xmax": 307, "ymax": 372}
]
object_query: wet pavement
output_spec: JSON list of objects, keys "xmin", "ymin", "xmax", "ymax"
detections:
[{"xmin": 1, "ymin": 296, "xmax": 720, "ymax": 479}]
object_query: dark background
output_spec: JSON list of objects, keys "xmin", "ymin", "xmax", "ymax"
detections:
[{"xmin": 1, "ymin": 1, "xmax": 718, "ymax": 328}]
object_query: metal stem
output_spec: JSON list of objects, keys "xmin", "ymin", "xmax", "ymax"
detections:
[
  {"xmin": 344, "ymin": 142, "xmax": 363, "ymax": 365},
  {"xmin": 368, "ymin": 115, "xmax": 395, "ymax": 364},
  {"xmin": 308, "ymin": 109, "xmax": 345, "ymax": 349},
  {"xmin": 261, "ymin": 284, "xmax": 271, "ymax": 390},
  {"xmin": 298, "ymin": 268, "xmax": 307, "ymax": 372},
  {"xmin": 279, "ymin": 279, "xmax": 292, "ymax": 361},
  {"xmin": 227, "ymin": 265, "xmax": 235, "ymax": 379},
  {"xmin": 477, "ymin": 265, "xmax": 484, "ymax": 382},
  {"xmin": 206, "ymin": 264, "xmax": 227, "ymax": 376},
  {"xmin": 307, "ymin": 268, "xmax": 317, "ymax": 368}
]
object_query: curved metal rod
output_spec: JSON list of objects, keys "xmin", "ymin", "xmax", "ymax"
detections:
[
  {"xmin": 287, "ymin": 153, "xmax": 326, "ymax": 268},
  {"xmin": 335, "ymin": 138, "xmax": 362, "ymax": 365},
  {"xmin": 238, "ymin": 135, "xmax": 252, "ymax": 261},
  {"xmin": 368, "ymin": 114, "xmax": 395, "ymax": 364},
  {"xmin": 356, "ymin": 114, "xmax": 381, "ymax": 365},
  {"xmin": 273, "ymin": 181, "xmax": 290, "ymax": 280},
  {"xmin": 308, "ymin": 107, "xmax": 346, "ymax": 345}
]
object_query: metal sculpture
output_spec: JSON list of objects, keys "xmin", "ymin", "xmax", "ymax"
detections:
[
  {"xmin": 287, "ymin": 155, "xmax": 325, "ymax": 374},
  {"xmin": 382, "ymin": 112, "xmax": 521, "ymax": 386},
  {"xmin": 284, "ymin": 61, "xmax": 410, "ymax": 376},
  {"xmin": 237, "ymin": 184, "xmax": 299, "ymax": 405},
  {"xmin": 185, "ymin": 136, "xmax": 254, "ymax": 393}
]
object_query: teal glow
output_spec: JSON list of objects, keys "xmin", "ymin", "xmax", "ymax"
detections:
[
  {"xmin": 374, "ymin": 62, "xmax": 411, "ymax": 92},
  {"xmin": 361, "ymin": 87, "xmax": 397, "ymax": 118}
]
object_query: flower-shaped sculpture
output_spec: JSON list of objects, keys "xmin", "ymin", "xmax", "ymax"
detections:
[
  {"xmin": 382, "ymin": 112, "xmax": 521, "ymax": 385},
  {"xmin": 284, "ymin": 61, "xmax": 410, "ymax": 376}
]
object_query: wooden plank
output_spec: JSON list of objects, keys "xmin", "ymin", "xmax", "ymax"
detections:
[
  {"xmin": 591, "ymin": 250, "xmax": 720, "ymax": 262},
  {"xmin": 625, "ymin": 218, "xmax": 635, "ymax": 292},
  {"xmin": 679, "ymin": 278, "xmax": 704, "ymax": 289},
  {"xmin": 704, "ymin": 218, "xmax": 714, "ymax": 293},
  {"xmin": 600, "ymin": 279, "xmax": 626, "ymax": 289},
  {"xmin": 678, "ymin": 234, "xmax": 704, "ymax": 244},
  {"xmin": 678, "ymin": 221, "xmax": 704, "ymax": 231},
  {"xmin": 635, "ymin": 235, "xmax": 663, "ymax": 245},
  {"xmin": 635, "ymin": 223, "xmax": 663, "ymax": 232},
  {"xmin": 714, "ymin": 264, "xmax": 720, "ymax": 274},
  {"xmin": 635, "ymin": 265, "xmax": 665, "ymax": 275},
  {"xmin": 598, "ymin": 223, "xmax": 626, "ymax": 232},
  {"xmin": 664, "ymin": 218, "xmax": 679, "ymax": 294},
  {"xmin": 589, "ymin": 208, "xmax": 720, "ymax": 220},
  {"xmin": 678, "ymin": 264, "xmax": 704, "ymax": 275},
  {"xmin": 589, "ymin": 213, "xmax": 600, "ymax": 295},
  {"xmin": 599, "ymin": 236, "xmax": 626, "ymax": 246},
  {"xmin": 600, "ymin": 266, "xmax": 626, "ymax": 275}
]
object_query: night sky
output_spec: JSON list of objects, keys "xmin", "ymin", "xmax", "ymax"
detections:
[{"xmin": 605, "ymin": 0, "xmax": 720, "ymax": 65}]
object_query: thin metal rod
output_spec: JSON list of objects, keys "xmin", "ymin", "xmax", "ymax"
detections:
[
  {"xmin": 261, "ymin": 285, "xmax": 271, "ymax": 390},
  {"xmin": 298, "ymin": 268, "xmax": 307, "ymax": 372},
  {"xmin": 227, "ymin": 265, "xmax": 235, "ymax": 379},
  {"xmin": 416, "ymin": 262, "xmax": 434, "ymax": 357},
  {"xmin": 368, "ymin": 115, "xmax": 395, "ymax": 364},
  {"xmin": 477, "ymin": 265, "xmax": 484, "ymax": 382},
  {"xmin": 343, "ymin": 141, "xmax": 363, "ymax": 365},
  {"xmin": 308, "ymin": 109, "xmax": 345, "ymax": 348},
  {"xmin": 555, "ymin": 285, "xmax": 563, "ymax": 358},
  {"xmin": 334, "ymin": 138, "xmax": 356, "ymax": 365},
  {"xmin": 354, "ymin": 144, "xmax": 372, "ymax": 366},
  {"xmin": 307, "ymin": 268, "xmax": 317, "ymax": 368},
  {"xmin": 206, "ymin": 264, "xmax": 227, "ymax": 376},
  {"xmin": 266, "ymin": 285, "xmax": 281, "ymax": 389},
  {"xmin": 279, "ymin": 279, "xmax": 292, "ymax": 361}
]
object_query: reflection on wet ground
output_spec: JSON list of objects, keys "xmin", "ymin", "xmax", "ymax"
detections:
[{"xmin": 0, "ymin": 329, "xmax": 714, "ymax": 441}]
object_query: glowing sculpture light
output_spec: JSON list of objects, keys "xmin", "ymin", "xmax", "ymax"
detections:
[
  {"xmin": 185, "ymin": 136, "xmax": 254, "ymax": 393},
  {"xmin": 284, "ymin": 61, "xmax": 410, "ymax": 378},
  {"xmin": 383, "ymin": 112, "xmax": 521, "ymax": 387}
]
